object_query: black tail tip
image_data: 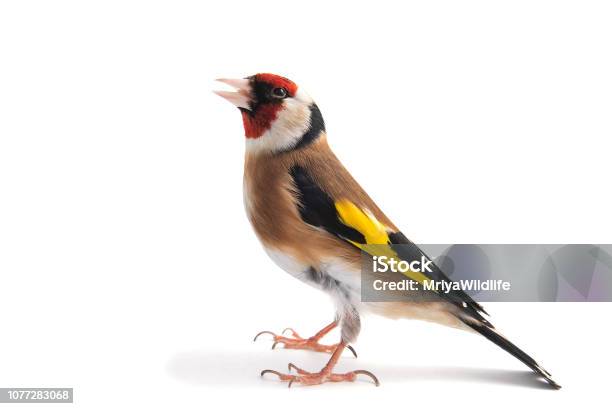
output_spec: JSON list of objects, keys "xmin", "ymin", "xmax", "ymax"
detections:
[{"xmin": 542, "ymin": 373, "xmax": 562, "ymax": 389}]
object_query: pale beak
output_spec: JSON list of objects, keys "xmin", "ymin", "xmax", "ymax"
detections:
[{"xmin": 214, "ymin": 78, "xmax": 252, "ymax": 110}]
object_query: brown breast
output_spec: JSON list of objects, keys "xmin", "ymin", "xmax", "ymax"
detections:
[{"xmin": 243, "ymin": 134, "xmax": 395, "ymax": 270}]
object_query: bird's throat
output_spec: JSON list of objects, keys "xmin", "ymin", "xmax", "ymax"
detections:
[{"xmin": 240, "ymin": 104, "xmax": 282, "ymax": 139}]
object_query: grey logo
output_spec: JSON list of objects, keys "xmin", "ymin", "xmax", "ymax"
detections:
[{"xmin": 361, "ymin": 244, "xmax": 612, "ymax": 302}]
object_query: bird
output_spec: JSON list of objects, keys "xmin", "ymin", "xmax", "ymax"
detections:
[{"xmin": 214, "ymin": 73, "xmax": 560, "ymax": 388}]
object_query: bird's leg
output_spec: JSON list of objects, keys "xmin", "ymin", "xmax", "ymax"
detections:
[
  {"xmin": 261, "ymin": 342, "xmax": 379, "ymax": 387},
  {"xmin": 253, "ymin": 321, "xmax": 357, "ymax": 357}
]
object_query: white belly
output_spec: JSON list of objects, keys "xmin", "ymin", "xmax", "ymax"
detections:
[{"xmin": 263, "ymin": 246, "xmax": 362, "ymax": 309}]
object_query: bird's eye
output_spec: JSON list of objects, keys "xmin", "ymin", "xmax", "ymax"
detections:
[{"xmin": 271, "ymin": 87, "xmax": 288, "ymax": 99}]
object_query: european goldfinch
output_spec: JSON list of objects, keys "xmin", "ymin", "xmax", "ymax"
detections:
[{"xmin": 214, "ymin": 73, "xmax": 560, "ymax": 388}]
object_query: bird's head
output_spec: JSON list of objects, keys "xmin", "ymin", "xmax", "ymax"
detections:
[{"xmin": 215, "ymin": 73, "xmax": 325, "ymax": 155}]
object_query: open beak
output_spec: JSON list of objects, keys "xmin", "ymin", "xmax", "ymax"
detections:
[{"xmin": 214, "ymin": 78, "xmax": 252, "ymax": 110}]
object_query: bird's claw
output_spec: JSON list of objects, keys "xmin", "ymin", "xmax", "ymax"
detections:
[
  {"xmin": 261, "ymin": 364, "xmax": 379, "ymax": 387},
  {"xmin": 346, "ymin": 345, "xmax": 358, "ymax": 358},
  {"xmin": 253, "ymin": 331, "xmax": 276, "ymax": 342},
  {"xmin": 253, "ymin": 328, "xmax": 357, "ymax": 357},
  {"xmin": 282, "ymin": 328, "xmax": 302, "ymax": 338},
  {"xmin": 352, "ymin": 370, "xmax": 380, "ymax": 386}
]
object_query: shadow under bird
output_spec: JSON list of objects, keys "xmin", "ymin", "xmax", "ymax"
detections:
[{"xmin": 214, "ymin": 73, "xmax": 560, "ymax": 389}]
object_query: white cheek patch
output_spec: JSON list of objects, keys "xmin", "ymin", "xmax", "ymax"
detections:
[{"xmin": 245, "ymin": 89, "xmax": 314, "ymax": 155}]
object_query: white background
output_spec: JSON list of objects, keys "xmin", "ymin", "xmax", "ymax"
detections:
[{"xmin": 1, "ymin": 0, "xmax": 611, "ymax": 407}]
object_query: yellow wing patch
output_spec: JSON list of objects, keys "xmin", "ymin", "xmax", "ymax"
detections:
[
  {"xmin": 334, "ymin": 199, "xmax": 431, "ymax": 284},
  {"xmin": 335, "ymin": 200, "xmax": 389, "ymax": 245}
]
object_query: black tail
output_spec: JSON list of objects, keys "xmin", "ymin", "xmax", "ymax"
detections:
[{"xmin": 461, "ymin": 319, "xmax": 561, "ymax": 389}]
